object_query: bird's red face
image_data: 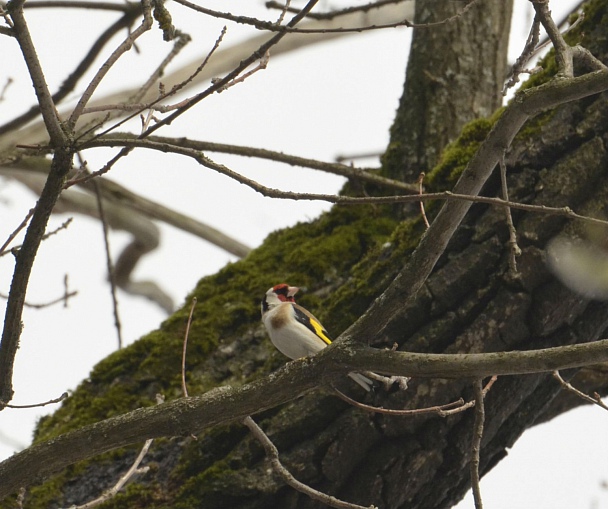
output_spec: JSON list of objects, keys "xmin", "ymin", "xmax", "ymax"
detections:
[{"xmin": 273, "ymin": 283, "xmax": 299, "ymax": 302}]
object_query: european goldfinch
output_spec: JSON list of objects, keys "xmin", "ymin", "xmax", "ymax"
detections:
[{"xmin": 261, "ymin": 284, "xmax": 373, "ymax": 391}]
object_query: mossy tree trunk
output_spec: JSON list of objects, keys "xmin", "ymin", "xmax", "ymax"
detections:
[
  {"xmin": 382, "ymin": 0, "xmax": 513, "ymax": 182},
  {"xmin": 7, "ymin": 2, "xmax": 608, "ymax": 509}
]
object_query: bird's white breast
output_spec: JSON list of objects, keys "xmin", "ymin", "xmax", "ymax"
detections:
[{"xmin": 262, "ymin": 303, "xmax": 326, "ymax": 360}]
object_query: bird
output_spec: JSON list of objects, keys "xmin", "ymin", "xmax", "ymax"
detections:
[{"xmin": 261, "ymin": 283, "xmax": 373, "ymax": 391}]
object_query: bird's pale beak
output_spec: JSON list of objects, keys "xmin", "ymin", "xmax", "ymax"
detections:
[{"xmin": 287, "ymin": 286, "xmax": 299, "ymax": 297}]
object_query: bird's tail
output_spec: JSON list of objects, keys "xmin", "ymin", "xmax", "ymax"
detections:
[{"xmin": 348, "ymin": 372, "xmax": 373, "ymax": 391}]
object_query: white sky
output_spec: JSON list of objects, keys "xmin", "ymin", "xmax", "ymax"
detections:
[{"xmin": 1, "ymin": 1, "xmax": 607, "ymax": 508}]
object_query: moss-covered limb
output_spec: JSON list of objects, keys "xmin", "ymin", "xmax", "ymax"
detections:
[{"xmin": 3, "ymin": 331, "xmax": 608, "ymax": 502}]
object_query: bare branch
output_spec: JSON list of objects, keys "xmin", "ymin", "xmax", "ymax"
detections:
[
  {"xmin": 0, "ymin": 159, "xmax": 251, "ymax": 257},
  {"xmin": 132, "ymin": 30, "xmax": 193, "ymax": 105},
  {"xmin": 333, "ymin": 388, "xmax": 468, "ymax": 416},
  {"xmin": 504, "ymin": 13, "xmax": 541, "ymax": 94},
  {"xmin": 94, "ymin": 134, "xmax": 417, "ymax": 192},
  {"xmin": 0, "ymin": 289, "xmax": 78, "ymax": 309},
  {"xmin": 470, "ymin": 379, "xmax": 485, "ymax": 509},
  {"xmin": 0, "ymin": 6, "xmax": 141, "ymax": 137},
  {"xmin": 181, "ymin": 298, "xmax": 197, "ymax": 398},
  {"xmin": 0, "ymin": 77, "xmax": 13, "ymax": 100},
  {"xmin": 265, "ymin": 0, "xmax": 407, "ymax": 21},
  {"xmin": 7, "ymin": 0, "xmax": 66, "ymax": 146},
  {"xmin": 243, "ymin": 416, "xmax": 377, "ymax": 509},
  {"xmin": 82, "ymin": 136, "xmax": 608, "ymax": 230},
  {"xmin": 23, "ymin": 1, "xmax": 136, "ymax": 11},
  {"xmin": 67, "ymin": 0, "xmax": 153, "ymax": 128},
  {"xmin": 0, "ymin": 208, "xmax": 34, "ymax": 255},
  {"xmin": 174, "ymin": 0, "xmax": 479, "ymax": 35},
  {"xmin": 1, "ymin": 339, "xmax": 608, "ymax": 497},
  {"xmin": 72, "ymin": 439, "xmax": 152, "ymax": 509},
  {"xmin": 0, "ymin": 217, "xmax": 73, "ymax": 258},
  {"xmin": 533, "ymin": 0, "xmax": 573, "ymax": 78},
  {"xmin": 92, "ymin": 179, "xmax": 123, "ymax": 349},
  {"xmin": 499, "ymin": 154, "xmax": 521, "ymax": 274},
  {"xmin": 552, "ymin": 370, "xmax": 608, "ymax": 412},
  {"xmin": 139, "ymin": 0, "xmax": 320, "ymax": 138},
  {"xmin": 0, "ymin": 151, "xmax": 74, "ymax": 406},
  {"xmin": 1, "ymin": 391, "xmax": 68, "ymax": 409},
  {"xmin": 418, "ymin": 172, "xmax": 430, "ymax": 229},
  {"xmin": 339, "ymin": 65, "xmax": 608, "ymax": 348}
]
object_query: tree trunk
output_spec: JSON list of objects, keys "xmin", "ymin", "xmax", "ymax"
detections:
[{"xmin": 382, "ymin": 0, "xmax": 513, "ymax": 182}]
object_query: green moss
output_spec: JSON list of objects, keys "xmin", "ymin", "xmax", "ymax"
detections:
[{"xmin": 425, "ymin": 117, "xmax": 495, "ymax": 190}]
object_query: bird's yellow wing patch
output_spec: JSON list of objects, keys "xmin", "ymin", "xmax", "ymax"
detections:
[{"xmin": 292, "ymin": 305, "xmax": 332, "ymax": 346}]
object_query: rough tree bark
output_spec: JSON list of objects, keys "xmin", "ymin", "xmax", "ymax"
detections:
[
  {"xmin": 383, "ymin": 0, "xmax": 513, "ymax": 181},
  {"xmin": 3, "ymin": 1, "xmax": 608, "ymax": 509}
]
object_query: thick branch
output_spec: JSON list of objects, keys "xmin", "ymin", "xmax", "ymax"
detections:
[
  {"xmin": 344, "ymin": 68, "xmax": 608, "ymax": 343},
  {"xmin": 0, "ymin": 0, "xmax": 73, "ymax": 405},
  {"xmin": 2, "ymin": 337, "xmax": 608, "ymax": 498}
]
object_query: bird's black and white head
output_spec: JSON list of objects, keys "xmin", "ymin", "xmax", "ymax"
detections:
[{"xmin": 261, "ymin": 283, "xmax": 299, "ymax": 315}]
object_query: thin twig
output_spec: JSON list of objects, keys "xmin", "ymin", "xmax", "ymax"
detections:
[
  {"xmin": 0, "ymin": 6, "xmax": 141, "ymax": 137},
  {"xmin": 7, "ymin": 0, "xmax": 66, "ymax": 146},
  {"xmin": 504, "ymin": 13, "xmax": 541, "ymax": 94},
  {"xmin": 470, "ymin": 379, "xmax": 485, "ymax": 509},
  {"xmin": 65, "ymin": 147, "xmax": 132, "ymax": 187},
  {"xmin": 362, "ymin": 371, "xmax": 409, "ymax": 391},
  {"xmin": 153, "ymin": 25, "xmax": 227, "ymax": 105},
  {"xmin": 243, "ymin": 416, "xmax": 377, "ymax": 509},
  {"xmin": 436, "ymin": 375, "xmax": 497, "ymax": 417},
  {"xmin": 63, "ymin": 274, "xmax": 72, "ymax": 308},
  {"xmin": 181, "ymin": 298, "xmax": 197, "ymax": 398},
  {"xmin": 0, "ymin": 77, "xmax": 13, "ymax": 101},
  {"xmin": 552, "ymin": 370, "xmax": 608, "ymax": 412},
  {"xmin": 91, "ymin": 135, "xmax": 416, "ymax": 192},
  {"xmin": 333, "ymin": 376, "xmax": 497, "ymax": 418},
  {"xmin": 217, "ymin": 50, "xmax": 270, "ymax": 92},
  {"xmin": 81, "ymin": 137, "xmax": 608, "ymax": 229},
  {"xmin": 274, "ymin": 0, "xmax": 291, "ymax": 25},
  {"xmin": 93, "ymin": 180, "xmax": 123, "ymax": 349},
  {"xmin": 0, "ymin": 290, "xmax": 78, "ymax": 309},
  {"xmin": 0, "ymin": 3, "xmax": 14, "ymax": 28},
  {"xmin": 67, "ymin": 0, "xmax": 153, "ymax": 127},
  {"xmin": 0, "ymin": 218, "xmax": 73, "ymax": 258},
  {"xmin": 76, "ymin": 25, "xmax": 228, "ymax": 143},
  {"xmin": 1, "ymin": 391, "xmax": 68, "ymax": 409},
  {"xmin": 72, "ymin": 440, "xmax": 152, "ymax": 509},
  {"xmin": 174, "ymin": 0, "xmax": 479, "ymax": 35},
  {"xmin": 96, "ymin": 23, "xmax": 223, "ymax": 131},
  {"xmin": 265, "ymin": 0, "xmax": 406, "ymax": 21},
  {"xmin": 333, "ymin": 388, "xmax": 467, "ymax": 416},
  {"xmin": 418, "ymin": 172, "xmax": 430, "ymax": 229},
  {"xmin": 23, "ymin": 1, "xmax": 136, "ymax": 11},
  {"xmin": 0, "ymin": 208, "xmax": 34, "ymax": 255},
  {"xmin": 499, "ymin": 154, "xmax": 521, "ymax": 274},
  {"xmin": 130, "ymin": 30, "xmax": 193, "ymax": 105},
  {"xmin": 84, "ymin": 0, "xmax": 319, "ymax": 143},
  {"xmin": 82, "ymin": 26, "xmax": 222, "ymax": 119}
]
